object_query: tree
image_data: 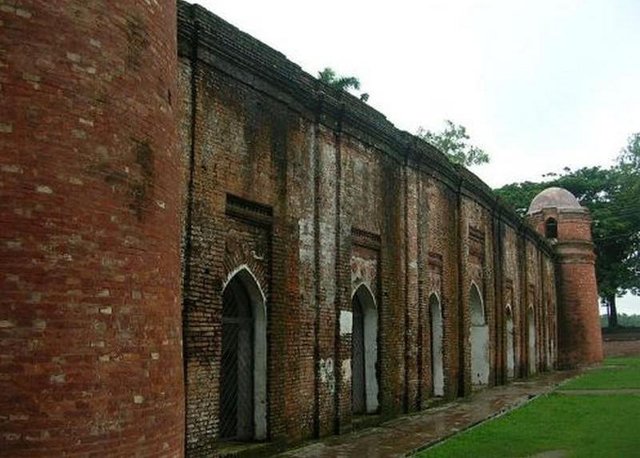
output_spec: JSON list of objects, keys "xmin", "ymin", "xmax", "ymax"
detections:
[
  {"xmin": 318, "ymin": 67, "xmax": 369, "ymax": 101},
  {"xmin": 495, "ymin": 134, "xmax": 640, "ymax": 328},
  {"xmin": 417, "ymin": 120, "xmax": 490, "ymax": 167}
]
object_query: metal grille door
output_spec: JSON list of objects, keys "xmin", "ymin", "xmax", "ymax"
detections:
[
  {"xmin": 352, "ymin": 296, "xmax": 366, "ymax": 414},
  {"xmin": 220, "ymin": 280, "xmax": 254, "ymax": 440}
]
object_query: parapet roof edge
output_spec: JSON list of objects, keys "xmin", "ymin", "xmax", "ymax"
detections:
[{"xmin": 177, "ymin": 0, "xmax": 553, "ymax": 256}]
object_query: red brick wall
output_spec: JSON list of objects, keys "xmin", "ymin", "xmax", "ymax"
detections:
[
  {"xmin": 423, "ymin": 178, "xmax": 459, "ymax": 401},
  {"xmin": 1, "ymin": 1, "xmax": 574, "ymax": 455},
  {"xmin": 501, "ymin": 226, "xmax": 523, "ymax": 377},
  {"xmin": 0, "ymin": 1, "xmax": 184, "ymax": 456},
  {"xmin": 177, "ymin": 4, "xmax": 561, "ymax": 454},
  {"xmin": 459, "ymin": 197, "xmax": 495, "ymax": 394}
]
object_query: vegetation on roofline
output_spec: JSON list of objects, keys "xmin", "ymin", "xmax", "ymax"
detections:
[
  {"xmin": 318, "ymin": 68, "xmax": 490, "ymax": 168},
  {"xmin": 417, "ymin": 120, "xmax": 490, "ymax": 167},
  {"xmin": 318, "ymin": 67, "xmax": 369, "ymax": 102}
]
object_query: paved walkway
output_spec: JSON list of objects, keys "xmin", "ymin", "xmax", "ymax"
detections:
[{"xmin": 280, "ymin": 370, "xmax": 580, "ymax": 458}]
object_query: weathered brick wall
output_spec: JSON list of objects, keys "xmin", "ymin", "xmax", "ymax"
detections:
[
  {"xmin": 0, "ymin": 1, "xmax": 184, "ymax": 456},
  {"xmin": 501, "ymin": 225, "xmax": 521, "ymax": 378},
  {"xmin": 176, "ymin": 2, "xmax": 560, "ymax": 454},
  {"xmin": 543, "ymin": 255, "xmax": 558, "ymax": 369},
  {"xmin": 423, "ymin": 178, "xmax": 459, "ymax": 400},
  {"xmin": 459, "ymin": 196, "xmax": 495, "ymax": 393},
  {"xmin": 0, "ymin": 1, "xmax": 587, "ymax": 455},
  {"xmin": 525, "ymin": 239, "xmax": 542, "ymax": 374}
]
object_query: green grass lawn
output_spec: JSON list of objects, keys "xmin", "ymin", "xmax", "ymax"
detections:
[
  {"xmin": 418, "ymin": 356, "xmax": 640, "ymax": 458},
  {"xmin": 560, "ymin": 356, "xmax": 640, "ymax": 390}
]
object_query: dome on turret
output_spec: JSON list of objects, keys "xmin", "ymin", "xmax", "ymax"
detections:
[{"xmin": 527, "ymin": 187, "xmax": 582, "ymax": 215}]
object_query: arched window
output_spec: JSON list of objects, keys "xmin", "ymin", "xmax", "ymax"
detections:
[
  {"xmin": 470, "ymin": 283, "xmax": 485, "ymax": 326},
  {"xmin": 545, "ymin": 217, "xmax": 558, "ymax": 238},
  {"xmin": 470, "ymin": 283, "xmax": 489, "ymax": 387},
  {"xmin": 220, "ymin": 267, "xmax": 267, "ymax": 441},
  {"xmin": 429, "ymin": 293, "xmax": 444, "ymax": 397},
  {"xmin": 351, "ymin": 284, "xmax": 379, "ymax": 414}
]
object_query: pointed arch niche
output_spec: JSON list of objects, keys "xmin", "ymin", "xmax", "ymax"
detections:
[
  {"xmin": 528, "ymin": 306, "xmax": 536, "ymax": 375},
  {"xmin": 505, "ymin": 305, "xmax": 516, "ymax": 379},
  {"xmin": 220, "ymin": 266, "xmax": 267, "ymax": 441},
  {"xmin": 351, "ymin": 283, "xmax": 379, "ymax": 414},
  {"xmin": 429, "ymin": 293, "xmax": 444, "ymax": 397},
  {"xmin": 469, "ymin": 282, "xmax": 489, "ymax": 388}
]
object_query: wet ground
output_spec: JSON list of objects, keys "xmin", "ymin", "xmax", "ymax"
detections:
[
  {"xmin": 279, "ymin": 370, "xmax": 580, "ymax": 458},
  {"xmin": 277, "ymin": 337, "xmax": 640, "ymax": 458}
]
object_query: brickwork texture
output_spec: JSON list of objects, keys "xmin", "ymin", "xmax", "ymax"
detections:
[
  {"xmin": 1, "ymin": 1, "xmax": 601, "ymax": 456},
  {"xmin": 0, "ymin": 1, "xmax": 184, "ymax": 456}
]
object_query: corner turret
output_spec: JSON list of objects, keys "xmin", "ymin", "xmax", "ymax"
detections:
[{"xmin": 527, "ymin": 187, "xmax": 603, "ymax": 368}]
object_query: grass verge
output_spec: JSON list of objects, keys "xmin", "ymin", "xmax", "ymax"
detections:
[
  {"xmin": 417, "ymin": 357, "xmax": 640, "ymax": 458},
  {"xmin": 560, "ymin": 356, "xmax": 640, "ymax": 390}
]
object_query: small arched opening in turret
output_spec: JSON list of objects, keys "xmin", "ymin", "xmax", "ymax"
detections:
[{"xmin": 545, "ymin": 217, "xmax": 558, "ymax": 238}]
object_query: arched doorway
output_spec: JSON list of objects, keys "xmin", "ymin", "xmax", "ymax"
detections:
[
  {"xmin": 470, "ymin": 283, "xmax": 489, "ymax": 388},
  {"xmin": 528, "ymin": 306, "xmax": 536, "ymax": 375},
  {"xmin": 220, "ymin": 267, "xmax": 267, "ymax": 441},
  {"xmin": 351, "ymin": 284, "xmax": 379, "ymax": 414},
  {"xmin": 505, "ymin": 305, "xmax": 515, "ymax": 379},
  {"xmin": 429, "ymin": 293, "xmax": 444, "ymax": 397}
]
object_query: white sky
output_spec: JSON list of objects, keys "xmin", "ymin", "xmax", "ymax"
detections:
[{"xmin": 195, "ymin": 0, "xmax": 640, "ymax": 313}]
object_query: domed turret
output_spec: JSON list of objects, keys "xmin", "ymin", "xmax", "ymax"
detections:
[
  {"xmin": 526, "ymin": 187, "xmax": 603, "ymax": 369},
  {"xmin": 528, "ymin": 187, "xmax": 584, "ymax": 215}
]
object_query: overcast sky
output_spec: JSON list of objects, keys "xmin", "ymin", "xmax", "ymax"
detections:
[{"xmin": 196, "ymin": 0, "xmax": 640, "ymax": 313}]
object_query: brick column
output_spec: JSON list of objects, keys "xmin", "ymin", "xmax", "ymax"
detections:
[{"xmin": 0, "ymin": 2, "xmax": 184, "ymax": 455}]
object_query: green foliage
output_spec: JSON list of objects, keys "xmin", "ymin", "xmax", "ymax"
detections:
[
  {"xmin": 417, "ymin": 120, "xmax": 490, "ymax": 167},
  {"xmin": 495, "ymin": 133, "xmax": 640, "ymax": 316},
  {"xmin": 619, "ymin": 132, "xmax": 640, "ymax": 170},
  {"xmin": 317, "ymin": 67, "xmax": 369, "ymax": 101},
  {"xmin": 419, "ymin": 358, "xmax": 640, "ymax": 458}
]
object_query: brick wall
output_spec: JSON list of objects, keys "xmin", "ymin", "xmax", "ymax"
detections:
[
  {"xmin": 177, "ymin": 2, "xmax": 559, "ymax": 455},
  {"xmin": 0, "ymin": 1, "xmax": 184, "ymax": 456},
  {"xmin": 1, "ymin": 1, "xmax": 567, "ymax": 455}
]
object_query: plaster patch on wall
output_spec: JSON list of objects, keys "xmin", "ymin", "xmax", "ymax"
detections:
[
  {"xmin": 318, "ymin": 358, "xmax": 335, "ymax": 394},
  {"xmin": 298, "ymin": 216, "xmax": 314, "ymax": 263},
  {"xmin": 341, "ymin": 359, "xmax": 352, "ymax": 382},
  {"xmin": 340, "ymin": 310, "xmax": 353, "ymax": 336},
  {"xmin": 351, "ymin": 257, "xmax": 377, "ymax": 294}
]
